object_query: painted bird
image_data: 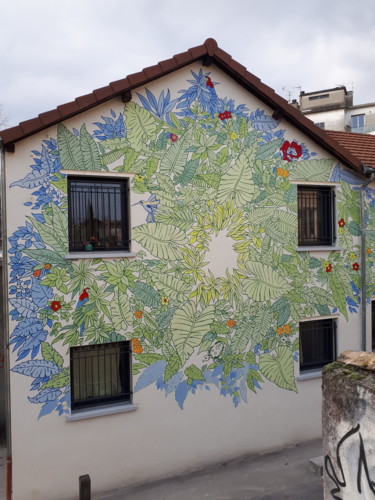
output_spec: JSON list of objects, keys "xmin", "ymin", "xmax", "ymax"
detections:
[
  {"xmin": 77, "ymin": 288, "xmax": 90, "ymax": 337},
  {"xmin": 133, "ymin": 194, "xmax": 160, "ymax": 223}
]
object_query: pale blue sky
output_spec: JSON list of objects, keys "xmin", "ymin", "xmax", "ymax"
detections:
[{"xmin": 1, "ymin": 0, "xmax": 375, "ymax": 127}]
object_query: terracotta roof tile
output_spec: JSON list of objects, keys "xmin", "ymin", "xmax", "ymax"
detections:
[
  {"xmin": 126, "ymin": 71, "xmax": 146, "ymax": 87},
  {"xmin": 75, "ymin": 93, "xmax": 98, "ymax": 109},
  {"xmin": 159, "ymin": 57, "xmax": 178, "ymax": 73},
  {"xmin": 143, "ymin": 64, "xmax": 163, "ymax": 80},
  {"xmin": 57, "ymin": 101, "xmax": 80, "ymax": 115},
  {"xmin": 173, "ymin": 51, "xmax": 193, "ymax": 65},
  {"xmin": 326, "ymin": 131, "xmax": 375, "ymax": 169},
  {"xmin": 39, "ymin": 109, "xmax": 62, "ymax": 126},
  {"xmin": 19, "ymin": 117, "xmax": 43, "ymax": 135},
  {"xmin": 0, "ymin": 38, "xmax": 367, "ymax": 176}
]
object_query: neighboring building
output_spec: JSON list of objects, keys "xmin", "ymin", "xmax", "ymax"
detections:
[
  {"xmin": 2, "ymin": 39, "xmax": 375, "ymax": 499},
  {"xmin": 295, "ymin": 86, "xmax": 375, "ymax": 135}
]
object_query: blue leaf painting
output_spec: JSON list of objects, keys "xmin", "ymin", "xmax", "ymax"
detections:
[
  {"xmin": 11, "ymin": 360, "xmax": 59, "ymax": 378},
  {"xmin": 10, "ymin": 168, "xmax": 50, "ymax": 190},
  {"xmin": 330, "ymin": 164, "xmax": 361, "ymax": 184},
  {"xmin": 9, "ymin": 298, "xmax": 38, "ymax": 318},
  {"xmin": 250, "ymin": 110, "xmax": 279, "ymax": 131},
  {"xmin": 175, "ymin": 381, "xmax": 190, "ymax": 409},
  {"xmin": 134, "ymin": 360, "xmax": 167, "ymax": 392},
  {"xmin": 38, "ymin": 399, "xmax": 58, "ymax": 419},
  {"xmin": 31, "ymin": 278, "xmax": 53, "ymax": 308},
  {"xmin": 28, "ymin": 388, "xmax": 62, "ymax": 404}
]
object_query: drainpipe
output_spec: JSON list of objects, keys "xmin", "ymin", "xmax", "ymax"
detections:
[
  {"xmin": 0, "ymin": 137, "xmax": 12, "ymax": 500},
  {"xmin": 360, "ymin": 165, "xmax": 375, "ymax": 352}
]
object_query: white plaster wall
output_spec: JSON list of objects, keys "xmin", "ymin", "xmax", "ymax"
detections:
[
  {"xmin": 5, "ymin": 63, "xmax": 365, "ymax": 499},
  {"xmin": 304, "ymin": 109, "xmax": 346, "ymax": 131}
]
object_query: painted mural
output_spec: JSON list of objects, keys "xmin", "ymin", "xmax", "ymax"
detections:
[{"xmin": 8, "ymin": 68, "xmax": 375, "ymax": 418}]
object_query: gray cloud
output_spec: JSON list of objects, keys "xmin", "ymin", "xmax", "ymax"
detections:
[{"xmin": 1, "ymin": 0, "xmax": 375, "ymax": 126}]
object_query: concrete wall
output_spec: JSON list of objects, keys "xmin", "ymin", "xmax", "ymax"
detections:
[
  {"xmin": 322, "ymin": 351, "xmax": 375, "ymax": 499},
  {"xmin": 5, "ymin": 63, "xmax": 375, "ymax": 499}
]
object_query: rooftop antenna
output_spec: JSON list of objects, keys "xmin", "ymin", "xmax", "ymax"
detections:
[{"xmin": 282, "ymin": 86, "xmax": 301, "ymax": 103}]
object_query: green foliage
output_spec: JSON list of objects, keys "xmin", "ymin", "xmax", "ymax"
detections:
[
  {"xmin": 124, "ymin": 102, "xmax": 159, "ymax": 151},
  {"xmin": 171, "ymin": 302, "xmax": 215, "ymax": 364},
  {"xmin": 259, "ymin": 346, "xmax": 297, "ymax": 392}
]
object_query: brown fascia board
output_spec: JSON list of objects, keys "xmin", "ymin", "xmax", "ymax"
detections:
[{"xmin": 0, "ymin": 38, "xmax": 365, "ymax": 175}]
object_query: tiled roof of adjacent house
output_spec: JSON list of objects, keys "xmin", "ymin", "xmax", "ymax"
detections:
[
  {"xmin": 0, "ymin": 38, "xmax": 369, "ymax": 175},
  {"xmin": 326, "ymin": 130, "xmax": 375, "ymax": 170}
]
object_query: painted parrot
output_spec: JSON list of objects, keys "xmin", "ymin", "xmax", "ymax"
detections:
[{"xmin": 77, "ymin": 288, "xmax": 89, "ymax": 337}]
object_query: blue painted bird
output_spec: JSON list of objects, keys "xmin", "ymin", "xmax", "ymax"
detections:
[
  {"xmin": 133, "ymin": 194, "xmax": 160, "ymax": 223},
  {"xmin": 77, "ymin": 288, "xmax": 90, "ymax": 337}
]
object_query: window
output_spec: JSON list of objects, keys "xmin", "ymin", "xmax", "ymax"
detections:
[
  {"xmin": 68, "ymin": 176, "xmax": 130, "ymax": 252},
  {"xmin": 351, "ymin": 114, "xmax": 365, "ymax": 130},
  {"xmin": 308, "ymin": 94, "xmax": 329, "ymax": 101},
  {"xmin": 314, "ymin": 122, "xmax": 325, "ymax": 129},
  {"xmin": 298, "ymin": 186, "xmax": 335, "ymax": 246},
  {"xmin": 70, "ymin": 341, "xmax": 132, "ymax": 411},
  {"xmin": 299, "ymin": 319, "xmax": 336, "ymax": 372}
]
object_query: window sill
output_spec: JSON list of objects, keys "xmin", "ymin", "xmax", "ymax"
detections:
[
  {"xmin": 66, "ymin": 402, "xmax": 138, "ymax": 421},
  {"xmin": 297, "ymin": 246, "xmax": 342, "ymax": 252},
  {"xmin": 297, "ymin": 369, "xmax": 322, "ymax": 381},
  {"xmin": 65, "ymin": 251, "xmax": 136, "ymax": 260}
]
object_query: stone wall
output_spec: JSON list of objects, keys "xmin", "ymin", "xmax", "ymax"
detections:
[{"xmin": 322, "ymin": 351, "xmax": 375, "ymax": 499}]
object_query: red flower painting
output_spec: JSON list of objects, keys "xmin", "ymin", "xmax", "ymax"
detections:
[{"xmin": 280, "ymin": 141, "xmax": 303, "ymax": 162}]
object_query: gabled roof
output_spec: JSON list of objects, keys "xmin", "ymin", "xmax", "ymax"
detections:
[
  {"xmin": 326, "ymin": 130, "xmax": 375, "ymax": 169},
  {"xmin": 0, "ymin": 38, "xmax": 367, "ymax": 175}
]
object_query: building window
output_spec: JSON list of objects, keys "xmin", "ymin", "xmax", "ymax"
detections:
[
  {"xmin": 314, "ymin": 122, "xmax": 325, "ymax": 129},
  {"xmin": 70, "ymin": 341, "xmax": 132, "ymax": 411},
  {"xmin": 298, "ymin": 186, "xmax": 335, "ymax": 246},
  {"xmin": 309, "ymin": 94, "xmax": 329, "ymax": 101},
  {"xmin": 68, "ymin": 176, "xmax": 130, "ymax": 252},
  {"xmin": 351, "ymin": 114, "xmax": 365, "ymax": 130},
  {"xmin": 299, "ymin": 319, "xmax": 336, "ymax": 372}
]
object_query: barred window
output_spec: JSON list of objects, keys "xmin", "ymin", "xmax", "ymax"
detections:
[
  {"xmin": 70, "ymin": 341, "xmax": 132, "ymax": 411},
  {"xmin": 68, "ymin": 177, "xmax": 130, "ymax": 252},
  {"xmin": 298, "ymin": 186, "xmax": 334, "ymax": 246},
  {"xmin": 299, "ymin": 319, "xmax": 336, "ymax": 372}
]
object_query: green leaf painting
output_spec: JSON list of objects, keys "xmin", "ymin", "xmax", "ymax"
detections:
[
  {"xmin": 217, "ymin": 153, "xmax": 254, "ymax": 206},
  {"xmin": 259, "ymin": 347, "xmax": 297, "ymax": 392},
  {"xmin": 171, "ymin": 302, "xmax": 215, "ymax": 364},
  {"xmin": 289, "ymin": 159, "xmax": 334, "ymax": 182},
  {"xmin": 133, "ymin": 223, "xmax": 188, "ymax": 260},
  {"xmin": 243, "ymin": 262, "xmax": 292, "ymax": 301},
  {"xmin": 8, "ymin": 69, "xmax": 366, "ymax": 416},
  {"xmin": 111, "ymin": 289, "xmax": 133, "ymax": 332},
  {"xmin": 80, "ymin": 124, "xmax": 102, "ymax": 171},
  {"xmin": 124, "ymin": 102, "xmax": 159, "ymax": 151},
  {"xmin": 57, "ymin": 123, "xmax": 84, "ymax": 170}
]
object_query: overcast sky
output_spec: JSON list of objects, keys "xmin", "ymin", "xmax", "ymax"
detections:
[{"xmin": 1, "ymin": 0, "xmax": 375, "ymax": 128}]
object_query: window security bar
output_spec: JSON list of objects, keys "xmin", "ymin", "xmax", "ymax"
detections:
[
  {"xmin": 298, "ymin": 186, "xmax": 334, "ymax": 246},
  {"xmin": 68, "ymin": 177, "xmax": 130, "ymax": 252},
  {"xmin": 299, "ymin": 319, "xmax": 336, "ymax": 372},
  {"xmin": 70, "ymin": 341, "xmax": 131, "ymax": 410}
]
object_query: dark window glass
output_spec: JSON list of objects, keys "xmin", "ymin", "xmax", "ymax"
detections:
[
  {"xmin": 309, "ymin": 94, "xmax": 329, "ymax": 101},
  {"xmin": 70, "ymin": 341, "xmax": 131, "ymax": 411},
  {"xmin": 298, "ymin": 186, "xmax": 334, "ymax": 246},
  {"xmin": 68, "ymin": 177, "xmax": 129, "ymax": 251},
  {"xmin": 299, "ymin": 319, "xmax": 336, "ymax": 372},
  {"xmin": 314, "ymin": 122, "xmax": 325, "ymax": 129}
]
